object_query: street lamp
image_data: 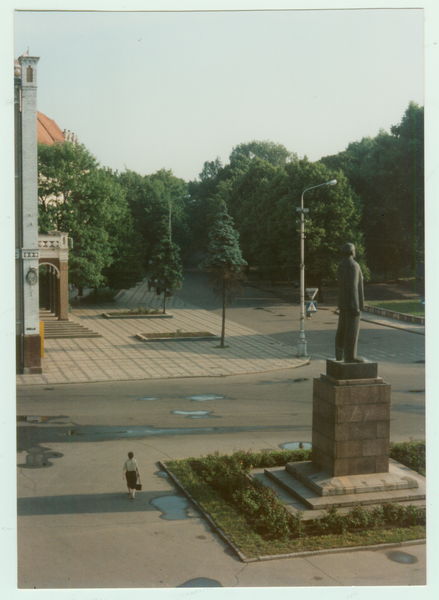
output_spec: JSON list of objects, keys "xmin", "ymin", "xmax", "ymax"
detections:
[
  {"xmin": 297, "ymin": 179, "xmax": 337, "ymax": 357},
  {"xmin": 169, "ymin": 195, "xmax": 191, "ymax": 241}
]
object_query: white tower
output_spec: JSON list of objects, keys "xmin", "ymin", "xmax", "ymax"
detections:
[{"xmin": 15, "ymin": 55, "xmax": 42, "ymax": 373}]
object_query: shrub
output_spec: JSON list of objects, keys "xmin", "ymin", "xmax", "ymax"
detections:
[
  {"xmin": 389, "ymin": 440, "xmax": 425, "ymax": 476},
  {"xmin": 185, "ymin": 447, "xmax": 425, "ymax": 541},
  {"xmin": 313, "ymin": 506, "xmax": 347, "ymax": 535},
  {"xmin": 345, "ymin": 505, "xmax": 375, "ymax": 530},
  {"xmin": 382, "ymin": 503, "xmax": 426, "ymax": 527}
]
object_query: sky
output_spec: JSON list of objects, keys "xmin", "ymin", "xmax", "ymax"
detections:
[{"xmin": 13, "ymin": 6, "xmax": 424, "ymax": 182}]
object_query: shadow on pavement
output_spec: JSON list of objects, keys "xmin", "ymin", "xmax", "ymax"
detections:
[{"xmin": 17, "ymin": 492, "xmax": 163, "ymax": 516}]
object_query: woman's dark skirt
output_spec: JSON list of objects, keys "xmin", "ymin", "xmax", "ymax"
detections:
[{"xmin": 126, "ymin": 470, "xmax": 137, "ymax": 489}]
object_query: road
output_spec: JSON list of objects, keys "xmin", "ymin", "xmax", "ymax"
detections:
[{"xmin": 17, "ymin": 270, "xmax": 425, "ymax": 445}]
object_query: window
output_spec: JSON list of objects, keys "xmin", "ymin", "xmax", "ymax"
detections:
[{"xmin": 26, "ymin": 66, "xmax": 33, "ymax": 82}]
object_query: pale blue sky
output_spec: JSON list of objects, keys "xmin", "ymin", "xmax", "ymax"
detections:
[{"xmin": 14, "ymin": 7, "xmax": 424, "ymax": 181}]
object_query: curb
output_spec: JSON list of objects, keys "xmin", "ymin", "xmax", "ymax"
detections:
[
  {"xmin": 16, "ymin": 360, "xmax": 311, "ymax": 387},
  {"xmin": 248, "ymin": 538, "xmax": 426, "ymax": 563},
  {"xmin": 361, "ymin": 316, "xmax": 425, "ymax": 335},
  {"xmin": 135, "ymin": 333, "xmax": 220, "ymax": 343},
  {"xmin": 158, "ymin": 461, "xmax": 248, "ymax": 563},
  {"xmin": 363, "ymin": 304, "xmax": 424, "ymax": 325}
]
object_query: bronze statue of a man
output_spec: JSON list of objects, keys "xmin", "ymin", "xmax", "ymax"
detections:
[{"xmin": 335, "ymin": 243, "xmax": 364, "ymax": 363}]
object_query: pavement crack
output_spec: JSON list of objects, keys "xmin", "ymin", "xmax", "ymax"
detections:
[
  {"xmin": 137, "ymin": 440, "xmax": 174, "ymax": 460},
  {"xmin": 19, "ymin": 468, "xmax": 37, "ymax": 494},
  {"xmin": 232, "ymin": 561, "xmax": 249, "ymax": 587}
]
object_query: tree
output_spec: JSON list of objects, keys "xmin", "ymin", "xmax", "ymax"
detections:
[
  {"xmin": 38, "ymin": 142, "xmax": 141, "ymax": 295},
  {"xmin": 229, "ymin": 140, "xmax": 297, "ymax": 167},
  {"xmin": 199, "ymin": 201, "xmax": 247, "ymax": 347},
  {"xmin": 320, "ymin": 102, "xmax": 424, "ymax": 283},
  {"xmin": 118, "ymin": 168, "xmax": 193, "ymax": 265},
  {"xmin": 150, "ymin": 222, "xmax": 183, "ymax": 314},
  {"xmin": 101, "ymin": 169, "xmax": 144, "ymax": 290}
]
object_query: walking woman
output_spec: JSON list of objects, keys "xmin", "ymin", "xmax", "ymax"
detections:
[{"xmin": 123, "ymin": 451, "xmax": 140, "ymax": 500}]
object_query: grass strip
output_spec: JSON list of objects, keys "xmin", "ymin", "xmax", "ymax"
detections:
[{"xmin": 366, "ymin": 300, "xmax": 424, "ymax": 317}]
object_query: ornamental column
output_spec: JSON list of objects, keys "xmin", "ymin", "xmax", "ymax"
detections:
[{"xmin": 16, "ymin": 55, "xmax": 42, "ymax": 373}]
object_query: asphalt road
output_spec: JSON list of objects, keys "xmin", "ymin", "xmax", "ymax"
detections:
[{"xmin": 17, "ymin": 270, "xmax": 425, "ymax": 446}]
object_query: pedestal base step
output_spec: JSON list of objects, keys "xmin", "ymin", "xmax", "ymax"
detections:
[
  {"xmin": 286, "ymin": 459, "xmax": 419, "ymax": 497},
  {"xmin": 263, "ymin": 460, "xmax": 425, "ymax": 512}
]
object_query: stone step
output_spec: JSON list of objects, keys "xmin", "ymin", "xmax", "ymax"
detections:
[
  {"xmin": 264, "ymin": 465, "xmax": 426, "ymax": 511},
  {"xmin": 40, "ymin": 319, "xmax": 102, "ymax": 339}
]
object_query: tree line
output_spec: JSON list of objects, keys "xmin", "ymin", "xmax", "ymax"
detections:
[{"xmin": 37, "ymin": 101, "xmax": 424, "ymax": 296}]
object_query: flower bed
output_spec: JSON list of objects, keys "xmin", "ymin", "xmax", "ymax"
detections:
[
  {"xmin": 135, "ymin": 331, "xmax": 218, "ymax": 342},
  {"xmin": 102, "ymin": 308, "xmax": 172, "ymax": 319},
  {"xmin": 163, "ymin": 445, "xmax": 426, "ymax": 559}
]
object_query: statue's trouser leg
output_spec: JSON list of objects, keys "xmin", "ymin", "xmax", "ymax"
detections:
[
  {"xmin": 344, "ymin": 312, "xmax": 361, "ymax": 362},
  {"xmin": 335, "ymin": 311, "xmax": 346, "ymax": 361}
]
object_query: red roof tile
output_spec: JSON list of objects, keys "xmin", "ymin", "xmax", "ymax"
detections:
[{"xmin": 37, "ymin": 111, "xmax": 64, "ymax": 145}]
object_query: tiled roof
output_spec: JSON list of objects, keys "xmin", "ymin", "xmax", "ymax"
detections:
[{"xmin": 37, "ymin": 111, "xmax": 64, "ymax": 145}]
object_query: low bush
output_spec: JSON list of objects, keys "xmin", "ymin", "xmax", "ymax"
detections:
[
  {"xmin": 390, "ymin": 440, "xmax": 425, "ymax": 476},
  {"xmin": 176, "ymin": 446, "xmax": 426, "ymax": 541},
  {"xmin": 80, "ymin": 287, "xmax": 119, "ymax": 303}
]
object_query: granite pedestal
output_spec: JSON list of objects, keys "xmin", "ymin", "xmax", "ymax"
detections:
[
  {"xmin": 312, "ymin": 360, "xmax": 390, "ymax": 477},
  {"xmin": 271, "ymin": 360, "xmax": 423, "ymax": 512}
]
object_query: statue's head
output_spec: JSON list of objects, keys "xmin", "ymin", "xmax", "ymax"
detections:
[{"xmin": 341, "ymin": 243, "xmax": 355, "ymax": 257}]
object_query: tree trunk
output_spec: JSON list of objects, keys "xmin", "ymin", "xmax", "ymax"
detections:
[
  {"xmin": 221, "ymin": 278, "xmax": 226, "ymax": 347},
  {"xmin": 163, "ymin": 286, "xmax": 167, "ymax": 314},
  {"xmin": 317, "ymin": 275, "xmax": 325, "ymax": 303}
]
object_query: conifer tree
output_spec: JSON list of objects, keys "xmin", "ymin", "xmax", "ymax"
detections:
[
  {"xmin": 150, "ymin": 222, "xmax": 183, "ymax": 313},
  {"xmin": 199, "ymin": 201, "xmax": 247, "ymax": 347}
]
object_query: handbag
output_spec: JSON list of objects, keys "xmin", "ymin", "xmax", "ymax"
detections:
[{"xmin": 135, "ymin": 477, "xmax": 142, "ymax": 491}]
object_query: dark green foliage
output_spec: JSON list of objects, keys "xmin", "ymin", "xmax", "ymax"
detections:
[
  {"xmin": 79, "ymin": 287, "xmax": 119, "ymax": 304},
  {"xmin": 321, "ymin": 102, "xmax": 424, "ymax": 283},
  {"xmin": 381, "ymin": 503, "xmax": 426, "ymax": 527},
  {"xmin": 313, "ymin": 505, "xmax": 348, "ymax": 535},
  {"xmin": 390, "ymin": 440, "xmax": 425, "ymax": 476},
  {"xmin": 199, "ymin": 201, "xmax": 247, "ymax": 346},
  {"xmin": 38, "ymin": 142, "xmax": 143, "ymax": 293},
  {"xmin": 191, "ymin": 146, "xmax": 367, "ymax": 294},
  {"xmin": 118, "ymin": 168, "xmax": 192, "ymax": 266},
  {"xmin": 181, "ymin": 445, "xmax": 425, "ymax": 541},
  {"xmin": 233, "ymin": 480, "xmax": 302, "ymax": 538},
  {"xmin": 150, "ymin": 222, "xmax": 183, "ymax": 313},
  {"xmin": 229, "ymin": 140, "xmax": 297, "ymax": 168}
]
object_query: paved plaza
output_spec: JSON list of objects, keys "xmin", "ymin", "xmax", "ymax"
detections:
[{"xmin": 16, "ymin": 279, "xmax": 308, "ymax": 386}]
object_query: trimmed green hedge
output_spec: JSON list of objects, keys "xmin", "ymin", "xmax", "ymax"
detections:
[{"xmin": 167, "ymin": 443, "xmax": 426, "ymax": 541}]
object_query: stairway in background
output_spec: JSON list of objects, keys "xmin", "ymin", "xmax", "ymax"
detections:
[{"xmin": 39, "ymin": 310, "xmax": 102, "ymax": 339}]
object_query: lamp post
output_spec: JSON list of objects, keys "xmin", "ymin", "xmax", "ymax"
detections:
[
  {"xmin": 297, "ymin": 179, "xmax": 337, "ymax": 357},
  {"xmin": 169, "ymin": 195, "xmax": 191, "ymax": 241}
]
